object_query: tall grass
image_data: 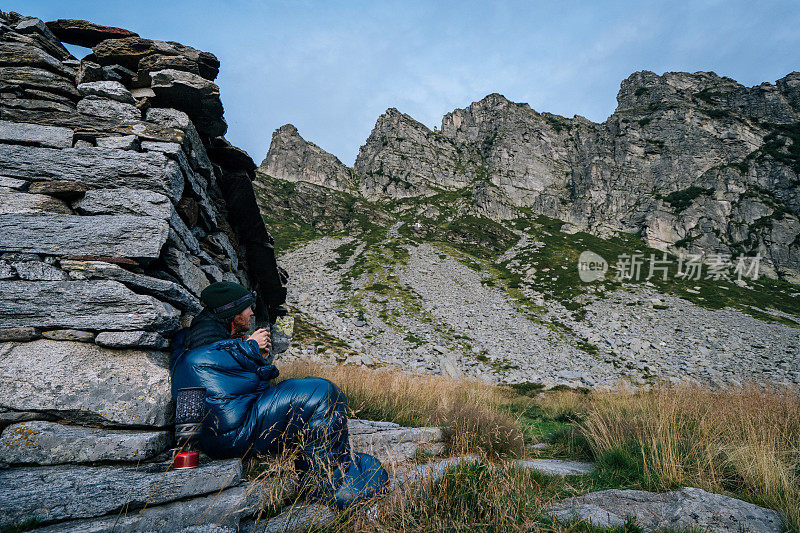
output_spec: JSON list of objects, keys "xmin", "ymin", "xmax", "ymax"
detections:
[
  {"xmin": 271, "ymin": 363, "xmax": 797, "ymax": 531},
  {"xmin": 579, "ymin": 385, "xmax": 800, "ymax": 531},
  {"xmin": 278, "ymin": 361, "xmax": 524, "ymax": 458}
]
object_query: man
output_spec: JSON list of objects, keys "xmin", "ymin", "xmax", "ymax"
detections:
[{"xmin": 171, "ymin": 281, "xmax": 387, "ymax": 508}]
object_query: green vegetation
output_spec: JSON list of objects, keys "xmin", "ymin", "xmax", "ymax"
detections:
[
  {"xmin": 661, "ymin": 186, "xmax": 714, "ymax": 211},
  {"xmin": 758, "ymin": 122, "xmax": 800, "ymax": 173},
  {"xmin": 273, "ymin": 366, "xmax": 800, "ymax": 532}
]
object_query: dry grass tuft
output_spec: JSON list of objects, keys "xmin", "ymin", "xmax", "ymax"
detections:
[
  {"xmin": 278, "ymin": 361, "xmax": 524, "ymax": 458},
  {"xmin": 580, "ymin": 384, "xmax": 800, "ymax": 531}
]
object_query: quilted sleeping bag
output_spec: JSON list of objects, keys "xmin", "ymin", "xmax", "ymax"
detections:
[{"xmin": 170, "ymin": 310, "xmax": 388, "ymax": 509}]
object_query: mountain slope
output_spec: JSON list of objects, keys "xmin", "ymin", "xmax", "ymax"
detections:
[{"xmin": 262, "ymin": 70, "xmax": 800, "ymax": 281}]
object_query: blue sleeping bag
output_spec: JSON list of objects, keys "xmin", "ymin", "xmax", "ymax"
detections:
[{"xmin": 171, "ymin": 310, "xmax": 388, "ymax": 509}]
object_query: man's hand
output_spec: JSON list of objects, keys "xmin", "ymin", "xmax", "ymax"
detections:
[{"xmin": 247, "ymin": 328, "xmax": 271, "ymax": 356}]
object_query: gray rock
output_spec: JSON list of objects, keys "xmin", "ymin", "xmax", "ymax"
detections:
[
  {"xmin": 14, "ymin": 17, "xmax": 71, "ymax": 59},
  {"xmin": 95, "ymin": 135, "xmax": 139, "ymax": 150},
  {"xmin": 0, "ymin": 457, "xmax": 241, "ymax": 528},
  {"xmin": 32, "ymin": 483, "xmax": 258, "ymax": 532},
  {"xmin": 130, "ymin": 87, "xmax": 156, "ymax": 99},
  {"xmin": 27, "ymin": 180, "xmax": 89, "ymax": 200},
  {"xmin": 0, "ymin": 280, "xmax": 180, "ymax": 333},
  {"xmin": 0, "ymin": 66, "xmax": 79, "ymax": 101},
  {"xmin": 145, "ymin": 108, "xmax": 213, "ymax": 177},
  {"xmin": 77, "ymin": 96, "xmax": 141, "ymax": 122},
  {"xmin": 60, "ymin": 260, "xmax": 201, "ymax": 313},
  {"xmin": 41, "ymin": 329, "xmax": 95, "ymax": 342},
  {"xmin": 0, "ymin": 40, "xmax": 69, "ymax": 77},
  {"xmin": 164, "ymin": 247, "xmax": 211, "ymax": 297},
  {"xmin": 0, "ymin": 120, "xmax": 73, "ymax": 148},
  {"xmin": 95, "ymin": 331, "xmax": 169, "ymax": 349},
  {"xmin": 390, "ymin": 456, "xmax": 479, "ymax": 493},
  {"xmin": 75, "ymin": 60, "xmax": 103, "ymax": 85},
  {"xmin": 0, "ymin": 213, "xmax": 169, "ymax": 260},
  {"xmin": 100, "ymin": 64, "xmax": 136, "ymax": 85},
  {"xmin": 0, "ymin": 187, "xmax": 71, "ymax": 215},
  {"xmin": 77, "ymin": 81, "xmax": 136, "ymax": 104},
  {"xmin": 0, "ymin": 327, "xmax": 39, "ymax": 341},
  {"xmin": 0, "ymin": 145, "xmax": 184, "ymax": 201},
  {"xmin": 0, "ymin": 339, "xmax": 171, "ymax": 427},
  {"xmin": 253, "ymin": 503, "xmax": 336, "ymax": 533},
  {"xmin": 0, "ymin": 421, "xmax": 169, "ymax": 464},
  {"xmin": 11, "ymin": 261, "xmax": 68, "ymax": 281},
  {"xmin": 74, "ymin": 188, "xmax": 173, "ymax": 219},
  {"xmin": 0, "ymin": 259, "xmax": 14, "ymax": 279},
  {"xmin": 514, "ymin": 459, "xmax": 595, "ymax": 476},
  {"xmin": 0, "ymin": 176, "xmax": 27, "ymax": 189},
  {"xmin": 150, "ymin": 69, "xmax": 226, "ymax": 137},
  {"xmin": 552, "ymin": 487, "xmax": 785, "ymax": 532},
  {"xmin": 348, "ymin": 419, "xmax": 445, "ymax": 464},
  {"xmin": 92, "ymin": 36, "xmax": 220, "ymax": 80}
]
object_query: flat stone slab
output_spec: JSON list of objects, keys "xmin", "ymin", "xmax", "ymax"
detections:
[
  {"xmin": 515, "ymin": 458, "xmax": 595, "ymax": 476},
  {"xmin": 0, "ymin": 119, "xmax": 73, "ymax": 148},
  {"xmin": 348, "ymin": 419, "xmax": 445, "ymax": 465},
  {"xmin": 95, "ymin": 331, "xmax": 169, "ymax": 349},
  {"xmin": 32, "ymin": 483, "xmax": 258, "ymax": 532},
  {"xmin": 0, "ymin": 339, "xmax": 171, "ymax": 427},
  {"xmin": 0, "ymin": 457, "xmax": 242, "ymax": 529},
  {"xmin": 0, "ymin": 421, "xmax": 170, "ymax": 465},
  {"xmin": 75, "ymin": 188, "xmax": 173, "ymax": 219},
  {"xmin": 0, "ymin": 213, "xmax": 169, "ymax": 260},
  {"xmin": 0, "ymin": 280, "xmax": 179, "ymax": 332},
  {"xmin": 60, "ymin": 260, "xmax": 201, "ymax": 314},
  {"xmin": 0, "ymin": 145, "xmax": 184, "ymax": 200},
  {"xmin": 0, "ymin": 187, "xmax": 71, "ymax": 215},
  {"xmin": 41, "ymin": 329, "xmax": 95, "ymax": 342},
  {"xmin": 552, "ymin": 487, "xmax": 785, "ymax": 532}
]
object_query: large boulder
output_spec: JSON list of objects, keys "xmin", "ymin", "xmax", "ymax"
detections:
[
  {"xmin": 0, "ymin": 339, "xmax": 172, "ymax": 427},
  {"xmin": 347, "ymin": 419, "xmax": 445, "ymax": 464},
  {"xmin": 553, "ymin": 487, "xmax": 785, "ymax": 532}
]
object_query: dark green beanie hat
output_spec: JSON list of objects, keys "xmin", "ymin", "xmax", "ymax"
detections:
[{"xmin": 200, "ymin": 281, "xmax": 254, "ymax": 319}]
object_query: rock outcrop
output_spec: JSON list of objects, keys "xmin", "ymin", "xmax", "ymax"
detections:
[
  {"xmin": 0, "ymin": 9, "xmax": 287, "ymax": 531},
  {"xmin": 262, "ymin": 72, "xmax": 800, "ymax": 281},
  {"xmin": 259, "ymin": 124, "xmax": 357, "ymax": 192},
  {"xmin": 553, "ymin": 487, "xmax": 786, "ymax": 532}
]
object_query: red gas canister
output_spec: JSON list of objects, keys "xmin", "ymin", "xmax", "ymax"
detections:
[{"xmin": 174, "ymin": 451, "xmax": 199, "ymax": 469}]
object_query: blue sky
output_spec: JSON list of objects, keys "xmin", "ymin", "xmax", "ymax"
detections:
[{"xmin": 11, "ymin": 1, "xmax": 800, "ymax": 166}]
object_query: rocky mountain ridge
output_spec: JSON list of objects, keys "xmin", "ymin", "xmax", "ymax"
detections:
[{"xmin": 260, "ymin": 70, "xmax": 800, "ymax": 282}]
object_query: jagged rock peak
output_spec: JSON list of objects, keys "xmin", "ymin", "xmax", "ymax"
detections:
[
  {"xmin": 615, "ymin": 70, "xmax": 799, "ymax": 123},
  {"xmin": 372, "ymin": 107, "xmax": 432, "ymax": 133},
  {"xmin": 258, "ymin": 124, "xmax": 356, "ymax": 192},
  {"xmin": 354, "ymin": 106, "xmax": 469, "ymax": 200}
]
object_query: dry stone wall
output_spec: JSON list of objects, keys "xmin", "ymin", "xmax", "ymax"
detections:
[{"xmin": 0, "ymin": 9, "xmax": 287, "ymax": 530}]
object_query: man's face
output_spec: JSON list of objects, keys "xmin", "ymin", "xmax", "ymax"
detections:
[{"xmin": 231, "ymin": 307, "xmax": 254, "ymax": 334}]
